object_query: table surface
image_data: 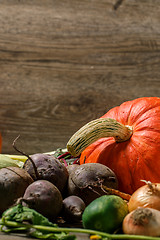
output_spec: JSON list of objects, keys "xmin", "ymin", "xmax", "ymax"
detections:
[{"xmin": 0, "ymin": 232, "xmax": 90, "ymax": 240}]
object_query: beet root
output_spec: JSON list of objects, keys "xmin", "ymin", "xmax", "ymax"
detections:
[
  {"xmin": 62, "ymin": 195, "xmax": 86, "ymax": 223},
  {"xmin": 22, "ymin": 180, "xmax": 63, "ymax": 220},
  {"xmin": 0, "ymin": 167, "xmax": 33, "ymax": 214},
  {"xmin": 67, "ymin": 163, "xmax": 118, "ymax": 205},
  {"xmin": 23, "ymin": 153, "xmax": 68, "ymax": 193}
]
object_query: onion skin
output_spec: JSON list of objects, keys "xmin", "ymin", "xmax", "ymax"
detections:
[
  {"xmin": 123, "ymin": 207, "xmax": 160, "ymax": 237},
  {"xmin": 128, "ymin": 183, "xmax": 160, "ymax": 212}
]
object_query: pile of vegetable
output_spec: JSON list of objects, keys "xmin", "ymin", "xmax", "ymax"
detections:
[
  {"xmin": 67, "ymin": 97, "xmax": 160, "ymax": 194},
  {"xmin": 1, "ymin": 97, "xmax": 160, "ymax": 239}
]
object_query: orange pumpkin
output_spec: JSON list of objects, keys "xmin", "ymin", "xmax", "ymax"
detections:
[{"xmin": 67, "ymin": 97, "xmax": 160, "ymax": 194}]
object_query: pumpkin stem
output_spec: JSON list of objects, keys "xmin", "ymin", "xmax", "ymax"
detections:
[{"xmin": 67, "ymin": 118, "xmax": 133, "ymax": 157}]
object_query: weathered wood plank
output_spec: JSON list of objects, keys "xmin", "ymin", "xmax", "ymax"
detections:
[{"xmin": 0, "ymin": 0, "xmax": 160, "ymax": 154}]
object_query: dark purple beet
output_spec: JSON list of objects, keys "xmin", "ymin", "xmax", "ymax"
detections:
[
  {"xmin": 62, "ymin": 195, "xmax": 86, "ymax": 222},
  {"xmin": 0, "ymin": 167, "xmax": 33, "ymax": 214},
  {"xmin": 67, "ymin": 163, "xmax": 118, "ymax": 205},
  {"xmin": 22, "ymin": 180, "xmax": 63, "ymax": 220},
  {"xmin": 23, "ymin": 153, "xmax": 69, "ymax": 193},
  {"xmin": 66, "ymin": 164, "xmax": 79, "ymax": 175}
]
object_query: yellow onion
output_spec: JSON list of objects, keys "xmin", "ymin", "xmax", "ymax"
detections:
[
  {"xmin": 123, "ymin": 207, "xmax": 160, "ymax": 237},
  {"xmin": 128, "ymin": 180, "xmax": 160, "ymax": 212}
]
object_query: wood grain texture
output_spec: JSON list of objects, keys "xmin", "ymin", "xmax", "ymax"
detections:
[{"xmin": 0, "ymin": 0, "xmax": 160, "ymax": 154}]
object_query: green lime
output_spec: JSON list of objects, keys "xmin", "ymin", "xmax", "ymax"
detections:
[{"xmin": 82, "ymin": 195, "xmax": 128, "ymax": 233}]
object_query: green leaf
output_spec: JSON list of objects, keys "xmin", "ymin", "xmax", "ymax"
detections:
[
  {"xmin": 30, "ymin": 229, "xmax": 76, "ymax": 239},
  {"xmin": 1, "ymin": 204, "xmax": 76, "ymax": 239},
  {"xmin": 2, "ymin": 204, "xmax": 55, "ymax": 227},
  {"xmin": 0, "ymin": 154, "xmax": 23, "ymax": 168}
]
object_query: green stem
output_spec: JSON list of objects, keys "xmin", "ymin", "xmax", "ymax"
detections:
[{"xmin": 0, "ymin": 220, "xmax": 159, "ymax": 240}]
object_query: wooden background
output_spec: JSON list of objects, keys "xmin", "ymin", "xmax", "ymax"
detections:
[{"xmin": 0, "ymin": 0, "xmax": 160, "ymax": 155}]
